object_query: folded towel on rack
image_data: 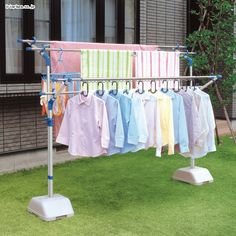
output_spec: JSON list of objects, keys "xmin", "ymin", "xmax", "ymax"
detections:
[
  {"xmin": 81, "ymin": 49, "xmax": 133, "ymax": 90},
  {"xmin": 134, "ymin": 51, "xmax": 180, "ymax": 90},
  {"xmin": 81, "ymin": 49, "xmax": 133, "ymax": 78}
]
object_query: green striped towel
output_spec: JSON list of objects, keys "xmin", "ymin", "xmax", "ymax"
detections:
[{"xmin": 81, "ymin": 49, "xmax": 133, "ymax": 90}]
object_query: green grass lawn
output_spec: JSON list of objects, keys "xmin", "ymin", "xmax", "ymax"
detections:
[{"xmin": 0, "ymin": 136, "xmax": 236, "ymax": 236}]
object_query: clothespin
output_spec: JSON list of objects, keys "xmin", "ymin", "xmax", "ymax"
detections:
[
  {"xmin": 183, "ymin": 50, "xmax": 193, "ymax": 67},
  {"xmin": 173, "ymin": 43, "xmax": 180, "ymax": 51},
  {"xmin": 58, "ymin": 48, "xmax": 63, "ymax": 63},
  {"xmin": 30, "ymin": 36, "xmax": 37, "ymax": 46}
]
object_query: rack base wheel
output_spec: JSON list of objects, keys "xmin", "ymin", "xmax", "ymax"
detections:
[
  {"xmin": 28, "ymin": 194, "xmax": 74, "ymax": 221},
  {"xmin": 172, "ymin": 166, "xmax": 213, "ymax": 185}
]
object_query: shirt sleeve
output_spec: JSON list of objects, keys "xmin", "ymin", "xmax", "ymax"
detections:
[
  {"xmin": 167, "ymin": 98, "xmax": 175, "ymax": 155},
  {"xmin": 100, "ymin": 102, "xmax": 110, "ymax": 149},
  {"xmin": 178, "ymin": 97, "xmax": 190, "ymax": 153},
  {"xmin": 56, "ymin": 101, "xmax": 71, "ymax": 145},
  {"xmin": 137, "ymin": 98, "xmax": 148, "ymax": 143},
  {"xmin": 127, "ymin": 99, "xmax": 139, "ymax": 145},
  {"xmin": 155, "ymin": 101, "xmax": 162, "ymax": 157},
  {"xmin": 206, "ymin": 97, "xmax": 216, "ymax": 152},
  {"xmin": 114, "ymin": 101, "xmax": 125, "ymax": 148}
]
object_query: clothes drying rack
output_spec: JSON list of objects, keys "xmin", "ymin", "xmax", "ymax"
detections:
[{"xmin": 18, "ymin": 38, "xmax": 221, "ymax": 221}]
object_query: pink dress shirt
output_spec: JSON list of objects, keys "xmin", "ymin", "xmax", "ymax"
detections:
[{"xmin": 56, "ymin": 93, "xmax": 110, "ymax": 157}]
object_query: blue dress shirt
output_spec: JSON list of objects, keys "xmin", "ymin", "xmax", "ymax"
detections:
[
  {"xmin": 109, "ymin": 91, "xmax": 139, "ymax": 153},
  {"xmin": 95, "ymin": 92, "xmax": 125, "ymax": 155}
]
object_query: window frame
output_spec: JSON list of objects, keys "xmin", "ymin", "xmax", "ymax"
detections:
[
  {"xmin": 0, "ymin": 0, "xmax": 140, "ymax": 84},
  {"xmin": 0, "ymin": 0, "xmax": 60, "ymax": 84}
]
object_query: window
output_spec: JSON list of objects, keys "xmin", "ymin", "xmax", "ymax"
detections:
[
  {"xmin": 34, "ymin": 0, "xmax": 50, "ymax": 73},
  {"xmin": 61, "ymin": 0, "xmax": 96, "ymax": 42},
  {"xmin": 61, "ymin": 0, "xmax": 138, "ymax": 44},
  {"xmin": 5, "ymin": 0, "xmax": 23, "ymax": 74},
  {"xmin": 0, "ymin": 0, "xmax": 139, "ymax": 84},
  {"xmin": 105, "ymin": 0, "xmax": 117, "ymax": 43},
  {"xmin": 125, "ymin": 0, "xmax": 136, "ymax": 44},
  {"xmin": 0, "ymin": 0, "xmax": 58, "ymax": 83}
]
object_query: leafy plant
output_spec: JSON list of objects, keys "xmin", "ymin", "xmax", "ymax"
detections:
[{"xmin": 186, "ymin": 0, "xmax": 236, "ymax": 108}]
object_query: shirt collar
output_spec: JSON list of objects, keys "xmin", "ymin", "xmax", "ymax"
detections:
[
  {"xmin": 95, "ymin": 90, "xmax": 108, "ymax": 103},
  {"xmin": 164, "ymin": 89, "xmax": 176, "ymax": 99},
  {"xmin": 78, "ymin": 93, "xmax": 92, "ymax": 106}
]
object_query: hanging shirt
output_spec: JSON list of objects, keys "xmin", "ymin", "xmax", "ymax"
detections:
[
  {"xmin": 194, "ymin": 88, "xmax": 216, "ymax": 153},
  {"xmin": 109, "ymin": 91, "xmax": 139, "ymax": 153},
  {"xmin": 156, "ymin": 91, "xmax": 175, "ymax": 155},
  {"xmin": 95, "ymin": 91, "xmax": 125, "ymax": 155},
  {"xmin": 186, "ymin": 88, "xmax": 209, "ymax": 158},
  {"xmin": 163, "ymin": 89, "xmax": 189, "ymax": 154},
  {"xmin": 178, "ymin": 90, "xmax": 196, "ymax": 150},
  {"xmin": 56, "ymin": 93, "xmax": 110, "ymax": 157},
  {"xmin": 127, "ymin": 91, "xmax": 148, "ymax": 152},
  {"xmin": 180, "ymin": 89, "xmax": 212, "ymax": 158},
  {"xmin": 133, "ymin": 92, "xmax": 162, "ymax": 154}
]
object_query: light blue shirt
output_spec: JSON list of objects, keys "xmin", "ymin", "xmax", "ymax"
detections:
[
  {"xmin": 125, "ymin": 91, "xmax": 148, "ymax": 152},
  {"xmin": 95, "ymin": 92, "xmax": 124, "ymax": 155},
  {"xmin": 109, "ymin": 91, "xmax": 139, "ymax": 153},
  {"xmin": 163, "ymin": 89, "xmax": 189, "ymax": 153}
]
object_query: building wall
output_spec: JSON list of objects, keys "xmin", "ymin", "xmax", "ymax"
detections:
[
  {"xmin": 140, "ymin": 0, "xmax": 187, "ymax": 46},
  {"xmin": 0, "ymin": 95, "xmax": 47, "ymax": 154}
]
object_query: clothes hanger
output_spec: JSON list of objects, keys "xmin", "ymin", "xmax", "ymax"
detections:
[
  {"xmin": 81, "ymin": 81, "xmax": 89, "ymax": 97},
  {"xmin": 161, "ymin": 79, "xmax": 168, "ymax": 93},
  {"xmin": 96, "ymin": 81, "xmax": 104, "ymax": 96},
  {"xmin": 173, "ymin": 79, "xmax": 180, "ymax": 92},
  {"xmin": 135, "ymin": 81, "xmax": 145, "ymax": 94},
  {"xmin": 110, "ymin": 81, "xmax": 118, "ymax": 95},
  {"xmin": 123, "ymin": 81, "xmax": 131, "ymax": 94},
  {"xmin": 148, "ymin": 80, "xmax": 157, "ymax": 94}
]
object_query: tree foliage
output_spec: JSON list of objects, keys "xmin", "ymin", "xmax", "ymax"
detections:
[{"xmin": 186, "ymin": 0, "xmax": 236, "ymax": 106}]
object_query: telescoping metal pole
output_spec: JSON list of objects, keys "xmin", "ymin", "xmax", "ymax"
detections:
[
  {"xmin": 24, "ymin": 43, "xmax": 74, "ymax": 221},
  {"xmin": 40, "ymin": 49, "xmax": 54, "ymax": 197}
]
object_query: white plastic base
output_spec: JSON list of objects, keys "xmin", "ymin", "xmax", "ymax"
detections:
[
  {"xmin": 28, "ymin": 194, "xmax": 74, "ymax": 221},
  {"xmin": 172, "ymin": 166, "xmax": 213, "ymax": 185}
]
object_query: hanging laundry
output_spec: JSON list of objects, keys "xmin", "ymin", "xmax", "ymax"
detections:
[
  {"xmin": 194, "ymin": 88, "xmax": 216, "ymax": 153},
  {"xmin": 179, "ymin": 88, "xmax": 216, "ymax": 158},
  {"xmin": 94, "ymin": 91, "xmax": 125, "ymax": 155},
  {"xmin": 109, "ymin": 91, "xmax": 139, "ymax": 153},
  {"xmin": 178, "ymin": 89, "xmax": 196, "ymax": 151},
  {"xmin": 81, "ymin": 49, "xmax": 133, "ymax": 79},
  {"xmin": 155, "ymin": 91, "xmax": 175, "ymax": 156},
  {"xmin": 56, "ymin": 93, "xmax": 110, "ymax": 157},
  {"xmin": 134, "ymin": 51, "xmax": 180, "ymax": 90},
  {"xmin": 126, "ymin": 90, "xmax": 149, "ymax": 152},
  {"xmin": 163, "ymin": 89, "xmax": 189, "ymax": 154},
  {"xmin": 133, "ymin": 92, "xmax": 162, "ymax": 153}
]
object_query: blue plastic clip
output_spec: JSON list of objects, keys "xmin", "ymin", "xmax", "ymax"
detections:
[
  {"xmin": 183, "ymin": 51, "xmax": 193, "ymax": 67},
  {"xmin": 17, "ymin": 38, "xmax": 23, "ymax": 43},
  {"xmin": 67, "ymin": 74, "xmax": 72, "ymax": 83},
  {"xmin": 217, "ymin": 74, "xmax": 222, "ymax": 80},
  {"xmin": 174, "ymin": 43, "xmax": 180, "ymax": 51},
  {"xmin": 39, "ymin": 91, "xmax": 46, "ymax": 96},
  {"xmin": 40, "ymin": 45, "xmax": 51, "ymax": 66},
  {"xmin": 51, "ymin": 75, "xmax": 57, "ymax": 82},
  {"xmin": 45, "ymin": 118, "xmax": 54, "ymax": 127},
  {"xmin": 48, "ymin": 99, "xmax": 54, "ymax": 111},
  {"xmin": 26, "ymin": 47, "xmax": 32, "ymax": 51},
  {"xmin": 58, "ymin": 48, "xmax": 63, "ymax": 63},
  {"xmin": 41, "ymin": 75, "xmax": 46, "ymax": 81},
  {"xmin": 48, "ymin": 176, "xmax": 53, "ymax": 180},
  {"xmin": 30, "ymin": 36, "xmax": 37, "ymax": 45}
]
